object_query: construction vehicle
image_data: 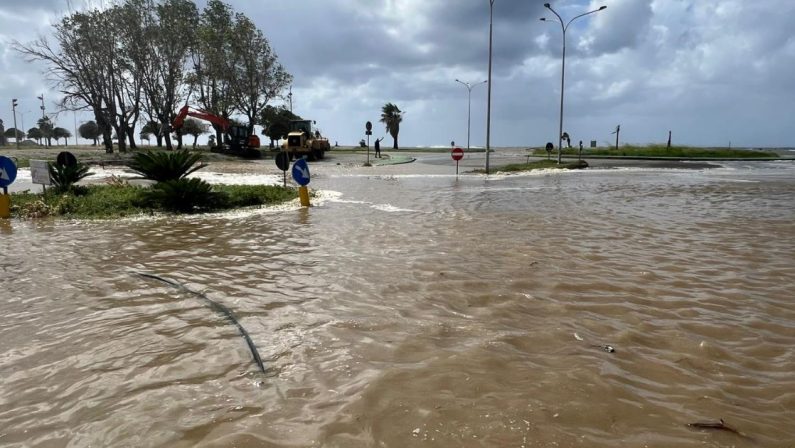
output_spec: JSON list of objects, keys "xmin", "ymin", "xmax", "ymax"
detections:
[
  {"xmin": 282, "ymin": 119, "xmax": 330, "ymax": 160},
  {"xmin": 172, "ymin": 106, "xmax": 261, "ymax": 158}
]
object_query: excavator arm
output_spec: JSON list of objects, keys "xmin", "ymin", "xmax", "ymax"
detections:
[
  {"xmin": 170, "ymin": 105, "xmax": 260, "ymax": 157},
  {"xmin": 172, "ymin": 105, "xmax": 230, "ymax": 132}
]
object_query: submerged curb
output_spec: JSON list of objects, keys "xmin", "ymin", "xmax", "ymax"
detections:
[{"xmin": 374, "ymin": 155, "xmax": 416, "ymax": 166}]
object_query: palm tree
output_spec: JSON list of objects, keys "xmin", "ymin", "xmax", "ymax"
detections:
[
  {"xmin": 380, "ymin": 103, "xmax": 402, "ymax": 149},
  {"xmin": 37, "ymin": 117, "xmax": 54, "ymax": 147}
]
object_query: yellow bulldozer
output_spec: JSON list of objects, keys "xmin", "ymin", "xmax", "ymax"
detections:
[{"xmin": 282, "ymin": 119, "xmax": 330, "ymax": 161}]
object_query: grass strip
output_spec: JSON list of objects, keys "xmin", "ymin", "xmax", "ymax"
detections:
[
  {"xmin": 472, "ymin": 159, "xmax": 588, "ymax": 174},
  {"xmin": 531, "ymin": 145, "xmax": 778, "ymax": 158},
  {"xmin": 10, "ymin": 184, "xmax": 298, "ymax": 219}
]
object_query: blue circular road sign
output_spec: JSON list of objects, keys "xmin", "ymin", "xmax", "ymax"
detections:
[
  {"xmin": 291, "ymin": 158, "xmax": 310, "ymax": 186},
  {"xmin": 0, "ymin": 156, "xmax": 18, "ymax": 188}
]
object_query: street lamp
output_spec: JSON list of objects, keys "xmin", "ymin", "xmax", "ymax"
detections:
[
  {"xmin": 455, "ymin": 79, "xmax": 487, "ymax": 151},
  {"xmin": 541, "ymin": 2, "xmax": 606, "ymax": 164},
  {"xmin": 37, "ymin": 94, "xmax": 45, "ymax": 120},
  {"xmin": 11, "ymin": 99, "xmax": 19, "ymax": 149},
  {"xmin": 19, "ymin": 110, "xmax": 31, "ymax": 137},
  {"xmin": 486, "ymin": 0, "xmax": 495, "ymax": 174}
]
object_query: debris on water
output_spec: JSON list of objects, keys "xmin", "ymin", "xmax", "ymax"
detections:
[
  {"xmin": 687, "ymin": 418, "xmax": 751, "ymax": 440},
  {"xmin": 573, "ymin": 331, "xmax": 614, "ymax": 353}
]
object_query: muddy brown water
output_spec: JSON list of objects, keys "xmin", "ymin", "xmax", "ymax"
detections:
[{"xmin": 1, "ymin": 153, "xmax": 794, "ymax": 447}]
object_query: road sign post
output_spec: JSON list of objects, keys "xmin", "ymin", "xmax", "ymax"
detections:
[
  {"xmin": 30, "ymin": 160, "xmax": 52, "ymax": 192},
  {"xmin": 451, "ymin": 147, "xmax": 464, "ymax": 177},
  {"xmin": 365, "ymin": 121, "xmax": 373, "ymax": 166},
  {"xmin": 0, "ymin": 156, "xmax": 18, "ymax": 218},
  {"xmin": 275, "ymin": 151, "xmax": 290, "ymax": 187},
  {"xmin": 292, "ymin": 158, "xmax": 311, "ymax": 207}
]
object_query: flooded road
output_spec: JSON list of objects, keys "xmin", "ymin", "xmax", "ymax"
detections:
[{"xmin": 2, "ymin": 153, "xmax": 794, "ymax": 447}]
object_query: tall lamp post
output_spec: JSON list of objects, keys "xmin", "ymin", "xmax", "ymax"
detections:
[
  {"xmin": 486, "ymin": 0, "xmax": 495, "ymax": 174},
  {"xmin": 20, "ymin": 110, "xmax": 32, "ymax": 137},
  {"xmin": 37, "ymin": 94, "xmax": 45, "ymax": 120},
  {"xmin": 541, "ymin": 2, "xmax": 606, "ymax": 164},
  {"xmin": 11, "ymin": 99, "xmax": 19, "ymax": 149},
  {"xmin": 455, "ymin": 79, "xmax": 487, "ymax": 151}
]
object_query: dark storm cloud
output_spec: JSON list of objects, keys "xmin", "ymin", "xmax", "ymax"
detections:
[
  {"xmin": 586, "ymin": 0, "xmax": 653, "ymax": 54},
  {"xmin": 2, "ymin": 0, "xmax": 794, "ymax": 147}
]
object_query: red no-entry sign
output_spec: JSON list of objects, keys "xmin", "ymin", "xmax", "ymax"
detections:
[{"xmin": 451, "ymin": 147, "xmax": 464, "ymax": 161}]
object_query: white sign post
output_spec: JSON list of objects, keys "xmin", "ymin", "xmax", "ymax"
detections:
[{"xmin": 30, "ymin": 160, "xmax": 52, "ymax": 190}]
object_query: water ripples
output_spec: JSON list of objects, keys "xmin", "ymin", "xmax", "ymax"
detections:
[{"xmin": 1, "ymin": 165, "xmax": 794, "ymax": 447}]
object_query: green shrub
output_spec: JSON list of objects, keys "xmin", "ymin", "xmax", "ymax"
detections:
[
  {"xmin": 142, "ymin": 178, "xmax": 223, "ymax": 212},
  {"xmin": 55, "ymin": 185, "xmax": 148, "ymax": 218},
  {"xmin": 128, "ymin": 149, "xmax": 207, "ymax": 182},
  {"xmin": 48, "ymin": 162, "xmax": 93, "ymax": 194},
  {"xmin": 11, "ymin": 183, "xmax": 298, "ymax": 219}
]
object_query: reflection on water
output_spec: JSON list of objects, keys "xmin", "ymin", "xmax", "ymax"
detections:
[{"xmin": 1, "ymin": 161, "xmax": 794, "ymax": 447}]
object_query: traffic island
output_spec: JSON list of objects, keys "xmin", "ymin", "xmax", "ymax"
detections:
[
  {"xmin": 373, "ymin": 155, "xmax": 416, "ymax": 166},
  {"xmin": 472, "ymin": 159, "xmax": 588, "ymax": 174}
]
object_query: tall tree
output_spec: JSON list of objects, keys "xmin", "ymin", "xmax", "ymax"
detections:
[
  {"xmin": 79, "ymin": 121, "xmax": 100, "ymax": 146},
  {"xmin": 16, "ymin": 9, "xmax": 117, "ymax": 152},
  {"xmin": 227, "ymin": 14, "xmax": 291, "ymax": 134},
  {"xmin": 129, "ymin": 0, "xmax": 198, "ymax": 151},
  {"xmin": 191, "ymin": 0, "xmax": 236, "ymax": 145},
  {"xmin": 380, "ymin": 103, "xmax": 403, "ymax": 149}
]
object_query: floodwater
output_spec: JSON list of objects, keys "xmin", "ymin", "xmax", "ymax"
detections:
[{"xmin": 2, "ymin": 152, "xmax": 794, "ymax": 447}]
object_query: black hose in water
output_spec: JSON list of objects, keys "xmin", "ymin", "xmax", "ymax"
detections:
[{"xmin": 135, "ymin": 272, "xmax": 266, "ymax": 373}]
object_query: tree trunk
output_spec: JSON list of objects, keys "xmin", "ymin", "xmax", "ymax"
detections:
[
  {"xmin": 102, "ymin": 129, "xmax": 113, "ymax": 153},
  {"xmin": 392, "ymin": 135, "xmax": 398, "ymax": 150},
  {"xmin": 192, "ymin": 135, "xmax": 199, "ymax": 149},
  {"xmin": 155, "ymin": 134, "xmax": 163, "ymax": 147},
  {"xmin": 115, "ymin": 124, "xmax": 128, "ymax": 153},
  {"xmin": 164, "ymin": 133, "xmax": 174, "ymax": 151},
  {"xmin": 127, "ymin": 127, "xmax": 137, "ymax": 150},
  {"xmin": 215, "ymin": 128, "xmax": 224, "ymax": 148},
  {"xmin": 95, "ymin": 107, "xmax": 113, "ymax": 153}
]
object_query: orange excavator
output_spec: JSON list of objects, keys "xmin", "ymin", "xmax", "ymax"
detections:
[{"xmin": 172, "ymin": 105, "xmax": 261, "ymax": 158}]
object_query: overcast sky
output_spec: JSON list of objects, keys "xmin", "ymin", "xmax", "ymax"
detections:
[{"xmin": 1, "ymin": 0, "xmax": 794, "ymax": 148}]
